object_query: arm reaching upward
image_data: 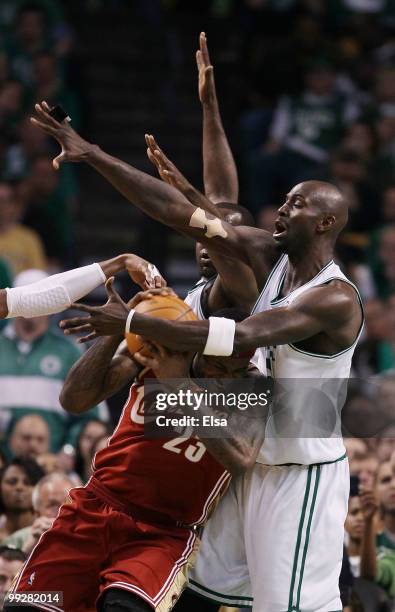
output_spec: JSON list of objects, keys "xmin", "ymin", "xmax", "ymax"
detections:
[
  {"xmin": 197, "ymin": 32, "xmax": 238, "ymax": 204},
  {"xmin": 31, "ymin": 101, "xmax": 257, "ymax": 268},
  {"xmin": 145, "ymin": 134, "xmax": 223, "ymax": 218},
  {"xmin": 146, "ymin": 134, "xmax": 259, "ymax": 310}
]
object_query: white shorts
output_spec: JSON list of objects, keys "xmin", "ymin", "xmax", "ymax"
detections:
[{"xmin": 189, "ymin": 455, "xmax": 349, "ymax": 612}]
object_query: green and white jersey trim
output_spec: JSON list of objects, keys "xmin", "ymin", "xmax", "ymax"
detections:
[
  {"xmin": 184, "ymin": 277, "xmax": 215, "ymax": 320},
  {"xmin": 288, "ymin": 465, "xmax": 321, "ymax": 612},
  {"xmin": 189, "ymin": 579, "xmax": 253, "ymax": 608}
]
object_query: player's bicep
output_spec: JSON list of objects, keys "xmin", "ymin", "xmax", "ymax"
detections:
[
  {"xmin": 100, "ymin": 355, "xmax": 138, "ymax": 401},
  {"xmin": 208, "ymin": 258, "xmax": 258, "ymax": 312}
]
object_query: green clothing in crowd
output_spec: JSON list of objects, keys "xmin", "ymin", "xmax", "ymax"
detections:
[{"xmin": 0, "ymin": 323, "xmax": 106, "ymax": 453}]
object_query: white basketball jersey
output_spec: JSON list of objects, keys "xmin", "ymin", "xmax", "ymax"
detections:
[
  {"xmin": 184, "ymin": 277, "xmax": 215, "ymax": 320},
  {"xmin": 251, "ymin": 255, "xmax": 364, "ymax": 465}
]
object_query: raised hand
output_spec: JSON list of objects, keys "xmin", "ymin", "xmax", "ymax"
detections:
[
  {"xmin": 60, "ymin": 282, "xmax": 176, "ymax": 343},
  {"xmin": 30, "ymin": 101, "xmax": 94, "ymax": 169},
  {"xmin": 196, "ymin": 32, "xmax": 216, "ymax": 106},
  {"xmin": 145, "ymin": 134, "xmax": 192, "ymax": 193}
]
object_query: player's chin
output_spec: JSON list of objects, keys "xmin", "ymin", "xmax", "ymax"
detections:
[{"xmin": 272, "ymin": 231, "xmax": 288, "ymax": 251}]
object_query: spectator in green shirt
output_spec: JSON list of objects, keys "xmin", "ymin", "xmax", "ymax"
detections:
[{"xmin": 0, "ymin": 269, "xmax": 109, "ymax": 454}]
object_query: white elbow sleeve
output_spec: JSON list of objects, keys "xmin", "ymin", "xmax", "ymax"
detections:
[
  {"xmin": 6, "ymin": 263, "xmax": 106, "ymax": 318},
  {"xmin": 203, "ymin": 317, "xmax": 236, "ymax": 356}
]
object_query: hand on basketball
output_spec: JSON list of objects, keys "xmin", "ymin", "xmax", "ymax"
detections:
[
  {"xmin": 30, "ymin": 101, "xmax": 93, "ymax": 169},
  {"xmin": 59, "ymin": 277, "xmax": 130, "ymax": 343},
  {"xmin": 134, "ymin": 342, "xmax": 191, "ymax": 378},
  {"xmin": 145, "ymin": 134, "xmax": 191, "ymax": 194},
  {"xmin": 124, "ymin": 254, "xmax": 167, "ymax": 289},
  {"xmin": 196, "ymin": 32, "xmax": 216, "ymax": 105},
  {"xmin": 127, "ymin": 287, "xmax": 177, "ymax": 310}
]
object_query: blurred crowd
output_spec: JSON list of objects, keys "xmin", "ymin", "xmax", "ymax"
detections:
[{"xmin": 0, "ymin": 1, "xmax": 395, "ymax": 611}]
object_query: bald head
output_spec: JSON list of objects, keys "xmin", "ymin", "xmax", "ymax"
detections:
[
  {"xmin": 10, "ymin": 414, "xmax": 50, "ymax": 459},
  {"xmin": 274, "ymin": 181, "xmax": 349, "ymax": 256},
  {"xmin": 217, "ymin": 202, "xmax": 255, "ymax": 228},
  {"xmin": 300, "ymin": 181, "xmax": 349, "ymax": 238}
]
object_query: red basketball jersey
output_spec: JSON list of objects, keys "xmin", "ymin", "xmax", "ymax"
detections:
[{"xmin": 92, "ymin": 370, "xmax": 230, "ymax": 526}]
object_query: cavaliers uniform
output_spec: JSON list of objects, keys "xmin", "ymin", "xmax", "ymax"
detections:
[{"xmin": 10, "ymin": 370, "xmax": 230, "ymax": 612}]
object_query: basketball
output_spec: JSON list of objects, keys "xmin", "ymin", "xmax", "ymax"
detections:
[{"xmin": 125, "ymin": 294, "xmax": 197, "ymax": 355}]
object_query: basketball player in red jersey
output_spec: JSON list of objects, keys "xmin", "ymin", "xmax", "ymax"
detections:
[{"xmin": 6, "ymin": 284, "xmax": 257, "ymax": 612}]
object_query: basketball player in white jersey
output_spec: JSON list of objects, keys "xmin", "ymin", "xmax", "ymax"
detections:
[{"xmin": 32, "ymin": 90, "xmax": 363, "ymax": 609}]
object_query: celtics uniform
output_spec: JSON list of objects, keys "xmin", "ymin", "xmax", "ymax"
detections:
[
  {"xmin": 0, "ymin": 323, "xmax": 105, "ymax": 452},
  {"xmin": 190, "ymin": 257, "xmax": 364, "ymax": 611},
  {"xmin": 184, "ymin": 276, "xmax": 216, "ymax": 320}
]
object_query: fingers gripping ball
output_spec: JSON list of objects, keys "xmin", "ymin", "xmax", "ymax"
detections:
[{"xmin": 125, "ymin": 295, "xmax": 197, "ymax": 356}]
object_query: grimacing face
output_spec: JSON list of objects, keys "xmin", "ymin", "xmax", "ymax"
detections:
[{"xmin": 273, "ymin": 183, "xmax": 327, "ymax": 253}]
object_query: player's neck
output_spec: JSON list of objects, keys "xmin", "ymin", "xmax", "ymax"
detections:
[{"xmin": 285, "ymin": 245, "xmax": 333, "ymax": 289}]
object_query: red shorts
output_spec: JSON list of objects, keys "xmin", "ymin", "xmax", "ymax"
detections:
[{"xmin": 10, "ymin": 481, "xmax": 199, "ymax": 612}]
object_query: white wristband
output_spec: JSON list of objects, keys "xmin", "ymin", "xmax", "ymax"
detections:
[
  {"xmin": 203, "ymin": 317, "xmax": 236, "ymax": 356},
  {"xmin": 125, "ymin": 309, "xmax": 136, "ymax": 334}
]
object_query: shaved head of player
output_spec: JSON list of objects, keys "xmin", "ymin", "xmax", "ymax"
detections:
[{"xmin": 272, "ymin": 181, "xmax": 348, "ymax": 259}]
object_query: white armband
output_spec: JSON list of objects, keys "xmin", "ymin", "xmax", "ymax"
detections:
[
  {"xmin": 6, "ymin": 263, "xmax": 106, "ymax": 318},
  {"xmin": 203, "ymin": 317, "xmax": 236, "ymax": 356},
  {"xmin": 125, "ymin": 309, "xmax": 136, "ymax": 334}
]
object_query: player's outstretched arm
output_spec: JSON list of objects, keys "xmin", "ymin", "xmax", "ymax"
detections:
[
  {"xmin": 197, "ymin": 32, "xmax": 238, "ymax": 204},
  {"xmin": 0, "ymin": 253, "xmax": 165, "ymax": 319},
  {"xmin": 146, "ymin": 134, "xmax": 259, "ymax": 309},
  {"xmin": 60, "ymin": 282, "xmax": 361, "ymax": 357},
  {"xmin": 31, "ymin": 102, "xmax": 253, "ymax": 266}
]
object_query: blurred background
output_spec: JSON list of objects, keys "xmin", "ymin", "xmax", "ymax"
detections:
[{"xmin": 0, "ymin": 1, "xmax": 395, "ymax": 610}]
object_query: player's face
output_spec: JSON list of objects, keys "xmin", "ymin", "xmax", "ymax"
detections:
[
  {"xmin": 273, "ymin": 184, "xmax": 322, "ymax": 253},
  {"xmin": 195, "ymin": 243, "xmax": 216, "ymax": 279},
  {"xmin": 345, "ymin": 496, "xmax": 364, "ymax": 540},
  {"xmin": 197, "ymin": 355, "xmax": 250, "ymax": 379},
  {"xmin": 0, "ymin": 557, "xmax": 24, "ymax": 596},
  {"xmin": 1, "ymin": 466, "xmax": 33, "ymax": 512},
  {"xmin": 376, "ymin": 461, "xmax": 395, "ymax": 512}
]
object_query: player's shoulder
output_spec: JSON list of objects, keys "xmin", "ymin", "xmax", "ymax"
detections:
[
  {"xmin": 236, "ymin": 226, "xmax": 279, "ymax": 265},
  {"xmin": 294, "ymin": 280, "xmax": 361, "ymax": 321}
]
